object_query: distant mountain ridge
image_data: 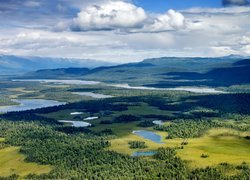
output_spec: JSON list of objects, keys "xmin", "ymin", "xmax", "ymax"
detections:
[
  {"xmin": 0, "ymin": 55, "xmax": 115, "ymax": 75},
  {"xmin": 18, "ymin": 56, "xmax": 250, "ymax": 87}
]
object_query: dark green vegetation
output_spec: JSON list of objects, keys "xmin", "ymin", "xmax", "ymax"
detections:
[
  {"xmin": 156, "ymin": 120, "xmax": 219, "ymax": 139},
  {"xmin": 138, "ymin": 120, "xmax": 155, "ymax": 127},
  {"xmin": 201, "ymin": 154, "xmax": 209, "ymax": 158},
  {"xmin": 128, "ymin": 141, "xmax": 147, "ymax": 149}
]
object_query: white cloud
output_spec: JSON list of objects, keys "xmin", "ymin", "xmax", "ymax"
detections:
[
  {"xmin": 71, "ymin": 1, "xmax": 147, "ymax": 31},
  {"xmin": 1, "ymin": 1, "xmax": 250, "ymax": 62},
  {"xmin": 141, "ymin": 9, "xmax": 185, "ymax": 32},
  {"xmin": 70, "ymin": 1, "xmax": 185, "ymax": 33},
  {"xmin": 241, "ymin": 45, "xmax": 250, "ymax": 54},
  {"xmin": 210, "ymin": 46, "xmax": 238, "ymax": 56}
]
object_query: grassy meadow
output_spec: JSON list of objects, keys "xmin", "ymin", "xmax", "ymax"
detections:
[
  {"xmin": 109, "ymin": 128, "xmax": 250, "ymax": 169},
  {"xmin": 0, "ymin": 144, "xmax": 51, "ymax": 177}
]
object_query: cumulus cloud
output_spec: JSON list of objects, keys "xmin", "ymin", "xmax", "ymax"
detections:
[
  {"xmin": 70, "ymin": 1, "xmax": 185, "ymax": 32},
  {"xmin": 71, "ymin": 1, "xmax": 147, "ymax": 31},
  {"xmin": 222, "ymin": 0, "xmax": 249, "ymax": 6},
  {"xmin": 144, "ymin": 9, "xmax": 185, "ymax": 32}
]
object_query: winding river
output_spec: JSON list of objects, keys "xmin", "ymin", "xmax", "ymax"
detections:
[
  {"xmin": 111, "ymin": 84, "xmax": 226, "ymax": 94},
  {"xmin": 13, "ymin": 79, "xmax": 226, "ymax": 94}
]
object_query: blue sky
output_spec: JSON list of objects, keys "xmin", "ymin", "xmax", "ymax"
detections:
[{"xmin": 0, "ymin": 0, "xmax": 249, "ymax": 62}]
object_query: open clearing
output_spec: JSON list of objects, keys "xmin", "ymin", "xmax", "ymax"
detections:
[
  {"xmin": 0, "ymin": 146, "xmax": 51, "ymax": 177},
  {"xmin": 109, "ymin": 128, "xmax": 250, "ymax": 168}
]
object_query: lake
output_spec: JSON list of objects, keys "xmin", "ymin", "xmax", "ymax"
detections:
[
  {"xmin": 72, "ymin": 92, "xmax": 113, "ymax": 99},
  {"xmin": 133, "ymin": 130, "xmax": 164, "ymax": 144},
  {"xmin": 0, "ymin": 99, "xmax": 66, "ymax": 113},
  {"xmin": 110, "ymin": 84, "xmax": 226, "ymax": 94},
  {"xmin": 58, "ymin": 120, "xmax": 91, "ymax": 127}
]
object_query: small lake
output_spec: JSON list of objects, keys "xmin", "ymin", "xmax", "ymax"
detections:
[
  {"xmin": 13, "ymin": 79, "xmax": 100, "ymax": 85},
  {"xmin": 110, "ymin": 84, "xmax": 226, "ymax": 94},
  {"xmin": 72, "ymin": 92, "xmax": 113, "ymax": 99},
  {"xmin": 0, "ymin": 99, "xmax": 66, "ymax": 113},
  {"xmin": 132, "ymin": 151, "xmax": 156, "ymax": 157},
  {"xmin": 84, "ymin": 116, "xmax": 99, "ymax": 121},
  {"xmin": 133, "ymin": 130, "xmax": 164, "ymax": 144},
  {"xmin": 58, "ymin": 120, "xmax": 91, "ymax": 127}
]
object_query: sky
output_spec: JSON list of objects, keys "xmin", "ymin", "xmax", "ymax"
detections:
[{"xmin": 0, "ymin": 0, "xmax": 250, "ymax": 63}]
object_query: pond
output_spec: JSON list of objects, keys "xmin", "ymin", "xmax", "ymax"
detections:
[
  {"xmin": 0, "ymin": 99, "xmax": 66, "ymax": 113},
  {"xmin": 58, "ymin": 120, "xmax": 91, "ymax": 127},
  {"xmin": 84, "ymin": 116, "xmax": 99, "ymax": 121},
  {"xmin": 131, "ymin": 151, "xmax": 156, "ymax": 157},
  {"xmin": 133, "ymin": 130, "xmax": 164, "ymax": 144},
  {"xmin": 72, "ymin": 92, "xmax": 113, "ymax": 99}
]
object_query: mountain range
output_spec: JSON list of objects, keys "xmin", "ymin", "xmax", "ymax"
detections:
[
  {"xmin": 16, "ymin": 55, "xmax": 250, "ymax": 87},
  {"xmin": 0, "ymin": 55, "xmax": 115, "ymax": 75}
]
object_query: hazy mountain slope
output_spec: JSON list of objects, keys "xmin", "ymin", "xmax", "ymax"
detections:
[
  {"xmin": 22, "ymin": 68, "xmax": 91, "ymax": 79},
  {"xmin": 18, "ymin": 56, "xmax": 250, "ymax": 87},
  {"xmin": 155, "ymin": 59, "xmax": 250, "ymax": 87},
  {"xmin": 0, "ymin": 55, "xmax": 115, "ymax": 75},
  {"xmin": 20, "ymin": 62, "xmax": 155, "ymax": 80},
  {"xmin": 82, "ymin": 56, "xmax": 246, "ymax": 85}
]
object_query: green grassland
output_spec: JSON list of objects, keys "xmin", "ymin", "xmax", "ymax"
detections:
[
  {"xmin": 0, "ymin": 144, "xmax": 51, "ymax": 177},
  {"xmin": 109, "ymin": 128, "xmax": 250, "ymax": 168}
]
